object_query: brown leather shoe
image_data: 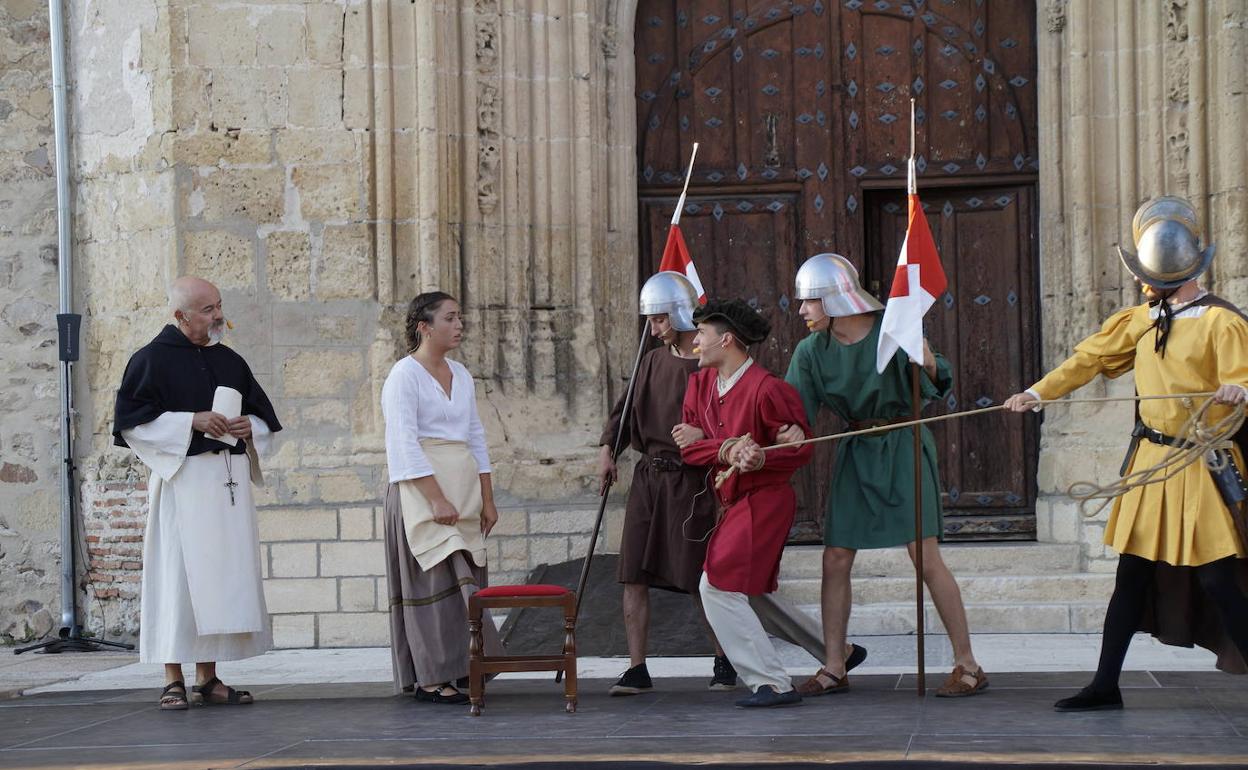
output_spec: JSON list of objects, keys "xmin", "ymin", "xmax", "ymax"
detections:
[
  {"xmin": 935, "ymin": 665, "xmax": 989, "ymax": 697},
  {"xmin": 795, "ymin": 667, "xmax": 849, "ymax": 696}
]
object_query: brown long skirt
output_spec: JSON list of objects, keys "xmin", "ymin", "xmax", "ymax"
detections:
[{"xmin": 383, "ymin": 483, "xmax": 502, "ymax": 693}]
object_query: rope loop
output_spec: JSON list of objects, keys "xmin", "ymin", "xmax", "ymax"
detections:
[{"xmin": 1067, "ymin": 397, "xmax": 1246, "ymax": 518}]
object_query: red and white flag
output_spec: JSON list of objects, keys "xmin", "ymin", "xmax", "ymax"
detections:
[
  {"xmin": 876, "ymin": 168, "xmax": 947, "ymax": 373},
  {"xmin": 658, "ymin": 142, "xmax": 706, "ymax": 303},
  {"xmin": 658, "ymin": 221, "xmax": 706, "ymax": 303}
]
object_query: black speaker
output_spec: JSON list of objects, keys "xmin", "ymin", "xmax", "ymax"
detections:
[{"xmin": 57, "ymin": 313, "xmax": 81, "ymax": 362}]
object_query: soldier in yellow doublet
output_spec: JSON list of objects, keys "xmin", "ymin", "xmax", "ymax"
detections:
[
  {"xmin": 1028, "ymin": 300, "xmax": 1248, "ymax": 567},
  {"xmin": 1006, "ymin": 196, "xmax": 1248, "ymax": 713}
]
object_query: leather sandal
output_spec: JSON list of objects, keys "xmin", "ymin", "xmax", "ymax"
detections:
[
  {"xmin": 159, "ymin": 680, "xmax": 189, "ymax": 711},
  {"xmin": 795, "ymin": 667, "xmax": 849, "ymax": 696},
  {"xmin": 935, "ymin": 665, "xmax": 989, "ymax": 697},
  {"xmin": 192, "ymin": 676, "xmax": 254, "ymax": 705}
]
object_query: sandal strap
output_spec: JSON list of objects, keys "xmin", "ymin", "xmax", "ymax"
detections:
[
  {"xmin": 195, "ymin": 676, "xmax": 251, "ymax": 703},
  {"xmin": 192, "ymin": 676, "xmax": 222, "ymax": 695},
  {"xmin": 162, "ymin": 680, "xmax": 186, "ymax": 695},
  {"xmin": 937, "ymin": 665, "xmax": 987, "ymax": 695}
]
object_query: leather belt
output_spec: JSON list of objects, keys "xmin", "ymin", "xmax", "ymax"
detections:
[
  {"xmin": 1132, "ymin": 422, "xmax": 1192, "ymax": 449},
  {"xmin": 1119, "ymin": 421, "xmax": 1190, "ymax": 476},
  {"xmin": 848, "ymin": 415, "xmax": 910, "ymax": 431},
  {"xmin": 647, "ymin": 455, "xmax": 684, "ymax": 472}
]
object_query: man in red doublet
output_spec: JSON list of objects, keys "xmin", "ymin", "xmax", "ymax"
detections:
[{"xmin": 674, "ymin": 299, "xmax": 814, "ymax": 708}]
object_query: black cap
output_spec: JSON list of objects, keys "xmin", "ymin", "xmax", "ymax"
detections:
[{"xmin": 692, "ymin": 299, "xmax": 771, "ymax": 345}]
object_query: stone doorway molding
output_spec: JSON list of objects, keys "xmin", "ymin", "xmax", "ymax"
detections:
[{"xmin": 365, "ymin": 1, "xmax": 649, "ymax": 420}]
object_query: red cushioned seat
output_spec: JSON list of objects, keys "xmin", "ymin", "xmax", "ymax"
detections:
[{"xmin": 475, "ymin": 584, "xmax": 570, "ymax": 598}]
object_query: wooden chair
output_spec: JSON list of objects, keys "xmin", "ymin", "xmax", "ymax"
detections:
[{"xmin": 467, "ymin": 584, "xmax": 577, "ymax": 716}]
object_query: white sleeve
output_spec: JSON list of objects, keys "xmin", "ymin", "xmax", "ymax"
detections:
[
  {"xmin": 1023, "ymin": 388, "xmax": 1044, "ymax": 411},
  {"xmin": 467, "ymin": 382, "xmax": 492, "ymax": 474},
  {"xmin": 248, "ymin": 416, "xmax": 274, "ymax": 457},
  {"xmin": 120, "ymin": 412, "xmax": 194, "ymax": 482},
  {"xmin": 383, "ymin": 368, "xmax": 434, "ymax": 481}
]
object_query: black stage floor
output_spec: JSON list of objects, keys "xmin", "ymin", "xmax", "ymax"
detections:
[{"xmin": 2, "ymin": 672, "xmax": 1246, "ymax": 769}]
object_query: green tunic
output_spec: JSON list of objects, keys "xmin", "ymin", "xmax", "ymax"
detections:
[{"xmin": 784, "ymin": 315, "xmax": 952, "ymax": 549}]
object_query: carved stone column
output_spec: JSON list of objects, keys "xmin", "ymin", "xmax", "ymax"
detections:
[
  {"xmin": 369, "ymin": 1, "xmax": 640, "ymax": 496},
  {"xmin": 1035, "ymin": 0, "xmax": 1248, "ymax": 566}
]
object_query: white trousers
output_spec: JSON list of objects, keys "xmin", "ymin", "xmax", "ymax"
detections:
[{"xmin": 698, "ymin": 572, "xmax": 792, "ymax": 693}]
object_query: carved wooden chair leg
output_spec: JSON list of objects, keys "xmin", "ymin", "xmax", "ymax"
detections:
[
  {"xmin": 563, "ymin": 598, "xmax": 577, "ymax": 714},
  {"xmin": 468, "ymin": 599, "xmax": 484, "ymax": 717}
]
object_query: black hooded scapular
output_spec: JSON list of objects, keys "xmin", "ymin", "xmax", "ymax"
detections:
[{"xmin": 113, "ymin": 325, "xmax": 282, "ymax": 456}]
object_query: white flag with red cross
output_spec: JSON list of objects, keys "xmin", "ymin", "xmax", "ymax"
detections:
[{"xmin": 876, "ymin": 161, "xmax": 947, "ymax": 373}]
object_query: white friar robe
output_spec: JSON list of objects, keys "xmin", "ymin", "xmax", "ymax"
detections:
[{"xmin": 123, "ymin": 412, "xmax": 272, "ymax": 663}]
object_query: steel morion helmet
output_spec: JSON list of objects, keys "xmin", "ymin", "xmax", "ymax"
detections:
[
  {"xmin": 638, "ymin": 271, "xmax": 699, "ymax": 331},
  {"xmin": 1118, "ymin": 196, "xmax": 1215, "ymax": 289},
  {"xmin": 794, "ymin": 253, "xmax": 884, "ymax": 317},
  {"xmin": 1131, "ymin": 195, "xmax": 1201, "ymax": 245}
]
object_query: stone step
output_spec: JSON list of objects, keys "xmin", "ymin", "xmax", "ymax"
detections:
[
  {"xmin": 775, "ymin": 572, "xmax": 1116, "ymax": 606},
  {"xmin": 778, "ymin": 542, "xmax": 1083, "ymax": 579},
  {"xmin": 795, "ymin": 601, "xmax": 1109, "ymax": 636}
]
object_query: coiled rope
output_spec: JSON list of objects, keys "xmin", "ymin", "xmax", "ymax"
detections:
[{"xmin": 1067, "ymin": 396, "xmax": 1245, "ymax": 517}]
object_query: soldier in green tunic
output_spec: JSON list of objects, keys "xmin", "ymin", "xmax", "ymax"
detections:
[{"xmin": 779, "ymin": 253, "xmax": 988, "ymax": 698}]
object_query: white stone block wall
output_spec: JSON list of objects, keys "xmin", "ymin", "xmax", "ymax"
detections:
[{"xmin": 255, "ymin": 499, "xmax": 615, "ymax": 649}]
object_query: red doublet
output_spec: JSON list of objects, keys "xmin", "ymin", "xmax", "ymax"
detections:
[{"xmin": 680, "ymin": 364, "xmax": 813, "ymax": 595}]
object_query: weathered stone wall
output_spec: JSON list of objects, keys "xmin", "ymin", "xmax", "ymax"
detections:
[
  {"xmin": 1035, "ymin": 0, "xmax": 1248, "ymax": 571},
  {"xmin": 1, "ymin": 0, "xmax": 639, "ymax": 647},
  {"xmin": 14, "ymin": 0, "xmax": 1245, "ymax": 645},
  {"xmin": 0, "ymin": 0, "xmax": 61, "ymax": 644}
]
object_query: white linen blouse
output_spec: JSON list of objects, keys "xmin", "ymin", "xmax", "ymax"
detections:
[{"xmin": 381, "ymin": 355, "xmax": 492, "ymax": 482}]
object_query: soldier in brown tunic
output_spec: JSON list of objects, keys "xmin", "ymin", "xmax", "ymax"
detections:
[{"xmin": 597, "ymin": 272, "xmax": 735, "ymax": 695}]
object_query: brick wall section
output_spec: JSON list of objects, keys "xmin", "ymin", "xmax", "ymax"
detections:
[{"xmin": 83, "ymin": 480, "xmax": 148, "ymax": 602}]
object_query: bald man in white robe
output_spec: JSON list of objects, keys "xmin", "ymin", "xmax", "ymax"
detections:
[{"xmin": 113, "ymin": 277, "xmax": 282, "ymax": 709}]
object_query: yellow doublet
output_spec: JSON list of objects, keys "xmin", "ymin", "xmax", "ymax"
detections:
[{"xmin": 1031, "ymin": 301, "xmax": 1248, "ymax": 566}]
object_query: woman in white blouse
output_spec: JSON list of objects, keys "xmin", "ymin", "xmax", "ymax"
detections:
[{"xmin": 381, "ymin": 291, "xmax": 502, "ymax": 704}]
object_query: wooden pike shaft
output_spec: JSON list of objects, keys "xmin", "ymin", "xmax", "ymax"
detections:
[
  {"xmin": 909, "ymin": 97, "xmax": 925, "ymax": 697},
  {"xmin": 911, "ymin": 362, "xmax": 925, "ymax": 696},
  {"xmin": 671, "ymin": 142, "xmax": 700, "ymax": 226}
]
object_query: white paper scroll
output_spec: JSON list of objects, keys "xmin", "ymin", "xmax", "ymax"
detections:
[{"xmin": 210, "ymin": 385, "xmax": 243, "ymax": 447}]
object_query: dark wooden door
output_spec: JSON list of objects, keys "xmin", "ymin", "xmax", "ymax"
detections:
[
  {"xmin": 864, "ymin": 185, "xmax": 1039, "ymax": 539},
  {"xmin": 634, "ymin": 0, "xmax": 1038, "ymax": 541}
]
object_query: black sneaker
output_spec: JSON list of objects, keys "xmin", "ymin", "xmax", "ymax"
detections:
[
  {"xmin": 608, "ymin": 663, "xmax": 653, "ymax": 696},
  {"xmin": 1054, "ymin": 685, "xmax": 1123, "ymax": 712},
  {"xmin": 846, "ymin": 643, "xmax": 868, "ymax": 672},
  {"xmin": 734, "ymin": 685, "xmax": 802, "ymax": 708},
  {"xmin": 708, "ymin": 655, "xmax": 738, "ymax": 691}
]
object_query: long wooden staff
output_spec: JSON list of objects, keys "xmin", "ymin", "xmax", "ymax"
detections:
[
  {"xmin": 569, "ymin": 142, "xmax": 702, "ymax": 626},
  {"xmin": 571, "ymin": 323, "xmax": 646, "ymax": 624},
  {"xmin": 906, "ymin": 98, "xmax": 925, "ymax": 696},
  {"xmin": 716, "ymin": 392, "xmax": 1221, "ymax": 465}
]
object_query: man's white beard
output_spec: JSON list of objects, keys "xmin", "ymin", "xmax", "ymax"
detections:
[{"xmin": 207, "ymin": 323, "xmax": 226, "ymax": 344}]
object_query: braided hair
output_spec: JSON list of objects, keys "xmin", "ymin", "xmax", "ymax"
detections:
[{"xmin": 405, "ymin": 291, "xmax": 456, "ymax": 352}]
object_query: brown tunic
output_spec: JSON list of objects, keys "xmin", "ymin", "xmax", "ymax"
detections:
[{"xmin": 600, "ymin": 346, "xmax": 715, "ymax": 593}]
